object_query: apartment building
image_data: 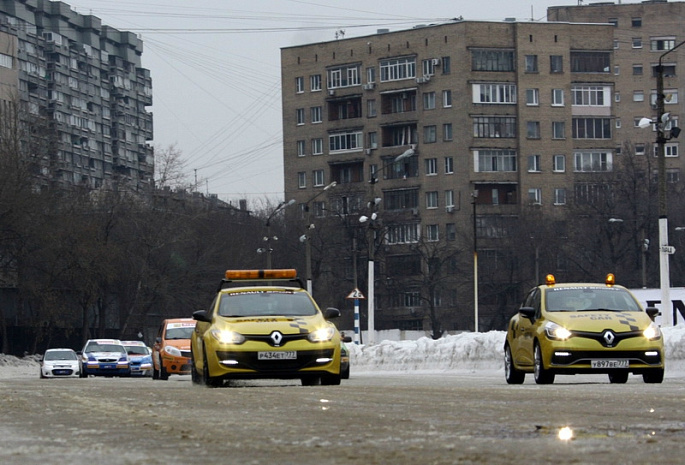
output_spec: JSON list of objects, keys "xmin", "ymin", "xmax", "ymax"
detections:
[
  {"xmin": 281, "ymin": 19, "xmax": 617, "ymax": 331},
  {"xmin": 549, "ymin": 0, "xmax": 685, "ymax": 181},
  {"xmin": 0, "ymin": 0, "xmax": 153, "ymax": 191}
]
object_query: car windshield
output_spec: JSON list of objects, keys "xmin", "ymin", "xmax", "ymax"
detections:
[
  {"xmin": 165, "ymin": 326, "xmax": 194, "ymax": 340},
  {"xmin": 85, "ymin": 343, "xmax": 125, "ymax": 353},
  {"xmin": 218, "ymin": 290, "xmax": 318, "ymax": 317},
  {"xmin": 125, "ymin": 346, "xmax": 149, "ymax": 356},
  {"xmin": 546, "ymin": 287, "xmax": 642, "ymax": 312},
  {"xmin": 44, "ymin": 350, "xmax": 77, "ymax": 361}
]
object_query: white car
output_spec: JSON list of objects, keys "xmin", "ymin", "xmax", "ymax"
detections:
[{"xmin": 40, "ymin": 348, "xmax": 81, "ymax": 378}]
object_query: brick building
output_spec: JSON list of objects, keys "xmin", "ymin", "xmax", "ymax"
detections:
[{"xmin": 0, "ymin": 0, "xmax": 153, "ymax": 191}]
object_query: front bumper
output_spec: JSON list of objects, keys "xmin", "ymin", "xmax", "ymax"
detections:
[
  {"xmin": 84, "ymin": 362, "xmax": 131, "ymax": 376},
  {"xmin": 161, "ymin": 355, "xmax": 192, "ymax": 375}
]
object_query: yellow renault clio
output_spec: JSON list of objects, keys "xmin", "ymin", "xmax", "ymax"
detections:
[
  {"xmin": 191, "ymin": 269, "xmax": 345, "ymax": 387},
  {"xmin": 504, "ymin": 274, "xmax": 664, "ymax": 385}
]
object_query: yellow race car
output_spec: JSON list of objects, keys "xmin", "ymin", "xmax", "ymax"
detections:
[
  {"xmin": 504, "ymin": 274, "xmax": 664, "ymax": 384},
  {"xmin": 191, "ymin": 269, "xmax": 345, "ymax": 387}
]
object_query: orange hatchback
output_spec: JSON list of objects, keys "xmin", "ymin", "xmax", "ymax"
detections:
[{"xmin": 152, "ymin": 318, "xmax": 196, "ymax": 380}]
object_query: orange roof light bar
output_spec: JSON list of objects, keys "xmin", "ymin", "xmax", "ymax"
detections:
[
  {"xmin": 605, "ymin": 273, "xmax": 616, "ymax": 287},
  {"xmin": 545, "ymin": 274, "xmax": 556, "ymax": 286},
  {"xmin": 224, "ymin": 269, "xmax": 298, "ymax": 280}
]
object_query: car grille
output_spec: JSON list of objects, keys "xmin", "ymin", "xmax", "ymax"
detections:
[
  {"xmin": 551, "ymin": 350, "xmax": 662, "ymax": 366},
  {"xmin": 51, "ymin": 369, "xmax": 74, "ymax": 376},
  {"xmin": 216, "ymin": 349, "xmax": 334, "ymax": 372},
  {"xmin": 96, "ymin": 357, "xmax": 119, "ymax": 363}
]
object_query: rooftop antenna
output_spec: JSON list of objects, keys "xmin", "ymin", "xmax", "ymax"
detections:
[{"xmin": 335, "ymin": 29, "xmax": 345, "ymax": 40}]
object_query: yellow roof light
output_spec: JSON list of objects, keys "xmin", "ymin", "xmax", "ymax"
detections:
[
  {"xmin": 605, "ymin": 273, "xmax": 615, "ymax": 287},
  {"xmin": 545, "ymin": 274, "xmax": 556, "ymax": 286},
  {"xmin": 224, "ymin": 269, "xmax": 298, "ymax": 280}
]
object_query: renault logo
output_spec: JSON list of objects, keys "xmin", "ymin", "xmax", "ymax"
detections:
[
  {"xmin": 602, "ymin": 330, "xmax": 616, "ymax": 347},
  {"xmin": 270, "ymin": 331, "xmax": 283, "ymax": 346}
]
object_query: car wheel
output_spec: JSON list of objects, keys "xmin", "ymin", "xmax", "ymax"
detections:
[
  {"xmin": 608, "ymin": 371, "xmax": 629, "ymax": 384},
  {"xmin": 321, "ymin": 373, "xmax": 341, "ymax": 385},
  {"xmin": 202, "ymin": 347, "xmax": 222, "ymax": 388},
  {"xmin": 533, "ymin": 343, "xmax": 554, "ymax": 385},
  {"xmin": 152, "ymin": 362, "xmax": 159, "ymax": 380},
  {"xmin": 504, "ymin": 344, "xmax": 525, "ymax": 384},
  {"xmin": 643, "ymin": 369, "xmax": 664, "ymax": 384},
  {"xmin": 341, "ymin": 366, "xmax": 350, "ymax": 380},
  {"xmin": 301, "ymin": 376, "xmax": 321, "ymax": 386},
  {"xmin": 40, "ymin": 370, "xmax": 46, "ymax": 379},
  {"xmin": 190, "ymin": 348, "xmax": 202, "ymax": 385},
  {"xmin": 159, "ymin": 363, "xmax": 169, "ymax": 381}
]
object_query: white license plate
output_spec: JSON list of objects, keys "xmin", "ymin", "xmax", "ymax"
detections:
[
  {"xmin": 591, "ymin": 359, "xmax": 629, "ymax": 369},
  {"xmin": 258, "ymin": 351, "xmax": 296, "ymax": 360}
]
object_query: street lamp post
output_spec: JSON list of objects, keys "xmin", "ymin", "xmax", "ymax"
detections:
[
  {"xmin": 361, "ymin": 146, "xmax": 416, "ymax": 345},
  {"xmin": 637, "ymin": 39, "xmax": 685, "ymax": 326},
  {"xmin": 472, "ymin": 190, "xmax": 479, "ymax": 333},
  {"xmin": 260, "ymin": 199, "xmax": 295, "ymax": 269},
  {"xmin": 300, "ymin": 181, "xmax": 337, "ymax": 294}
]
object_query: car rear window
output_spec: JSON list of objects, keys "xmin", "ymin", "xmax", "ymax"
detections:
[{"xmin": 218, "ymin": 290, "xmax": 318, "ymax": 317}]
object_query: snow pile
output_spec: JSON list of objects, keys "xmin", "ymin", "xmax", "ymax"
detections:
[{"xmin": 347, "ymin": 325, "xmax": 685, "ymax": 372}]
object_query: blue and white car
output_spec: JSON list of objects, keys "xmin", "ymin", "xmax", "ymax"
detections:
[
  {"xmin": 40, "ymin": 348, "xmax": 81, "ymax": 378},
  {"xmin": 122, "ymin": 340, "xmax": 153, "ymax": 377},
  {"xmin": 79, "ymin": 339, "xmax": 131, "ymax": 377}
]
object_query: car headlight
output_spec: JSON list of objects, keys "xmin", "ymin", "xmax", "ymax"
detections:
[
  {"xmin": 544, "ymin": 321, "xmax": 572, "ymax": 340},
  {"xmin": 307, "ymin": 326, "xmax": 335, "ymax": 343},
  {"xmin": 210, "ymin": 329, "xmax": 245, "ymax": 344},
  {"xmin": 643, "ymin": 322, "xmax": 662, "ymax": 341},
  {"xmin": 163, "ymin": 345, "xmax": 182, "ymax": 357}
]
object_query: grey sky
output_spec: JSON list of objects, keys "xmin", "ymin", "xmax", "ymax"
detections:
[{"xmin": 60, "ymin": 0, "xmax": 596, "ymax": 204}]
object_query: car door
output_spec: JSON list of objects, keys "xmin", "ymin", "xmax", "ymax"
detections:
[{"xmin": 512, "ymin": 288, "xmax": 540, "ymax": 367}]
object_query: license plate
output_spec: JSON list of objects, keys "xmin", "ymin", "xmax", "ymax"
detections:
[
  {"xmin": 591, "ymin": 359, "xmax": 629, "ymax": 369},
  {"xmin": 258, "ymin": 351, "xmax": 296, "ymax": 360},
  {"xmin": 102, "ymin": 364, "xmax": 116, "ymax": 369}
]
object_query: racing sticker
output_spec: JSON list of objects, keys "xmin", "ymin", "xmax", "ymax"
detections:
[
  {"xmin": 288, "ymin": 318, "xmax": 309, "ymax": 334},
  {"xmin": 616, "ymin": 312, "xmax": 640, "ymax": 331}
]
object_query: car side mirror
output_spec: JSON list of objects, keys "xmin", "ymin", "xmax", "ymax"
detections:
[
  {"xmin": 519, "ymin": 306, "xmax": 536, "ymax": 320},
  {"xmin": 193, "ymin": 309, "xmax": 211, "ymax": 323},
  {"xmin": 341, "ymin": 335, "xmax": 352, "ymax": 343},
  {"xmin": 155, "ymin": 337, "xmax": 162, "ymax": 344},
  {"xmin": 646, "ymin": 307, "xmax": 660, "ymax": 321},
  {"xmin": 323, "ymin": 307, "xmax": 341, "ymax": 319}
]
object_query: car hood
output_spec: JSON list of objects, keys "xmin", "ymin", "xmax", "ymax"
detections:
[
  {"xmin": 547, "ymin": 310, "xmax": 653, "ymax": 331},
  {"xmin": 86, "ymin": 351, "xmax": 125, "ymax": 358},
  {"xmin": 217, "ymin": 314, "xmax": 326, "ymax": 334},
  {"xmin": 128, "ymin": 355, "xmax": 152, "ymax": 362},
  {"xmin": 165, "ymin": 340, "xmax": 191, "ymax": 351}
]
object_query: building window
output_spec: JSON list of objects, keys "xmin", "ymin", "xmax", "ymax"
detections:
[
  {"xmin": 528, "ymin": 188, "xmax": 542, "ymax": 205},
  {"xmin": 367, "ymin": 99, "xmax": 377, "ymax": 117},
  {"xmin": 570, "ymin": 51, "xmax": 610, "ymax": 73},
  {"xmin": 473, "ymin": 116, "xmax": 516, "ymax": 138},
  {"xmin": 471, "ymin": 49, "xmax": 515, "ymax": 71},
  {"xmin": 574, "ymin": 151, "xmax": 612, "ymax": 172},
  {"xmin": 426, "ymin": 224, "xmax": 439, "ymax": 242},
  {"xmin": 553, "ymin": 121, "xmax": 565, "ymax": 139},
  {"xmin": 367, "ymin": 66, "xmax": 376, "ymax": 83},
  {"xmin": 296, "ymin": 108, "xmax": 305, "ymax": 125},
  {"xmin": 423, "ymin": 92, "xmax": 436, "ymax": 110},
  {"xmin": 615, "ymin": 92, "xmax": 621, "ymax": 102},
  {"xmin": 312, "ymin": 138, "xmax": 323, "ymax": 155},
  {"xmin": 310, "ymin": 74, "xmax": 322, "ymax": 91},
  {"xmin": 445, "ymin": 156, "xmax": 454, "ymax": 174},
  {"xmin": 666, "ymin": 169, "xmax": 680, "ymax": 183},
  {"xmin": 425, "ymin": 158, "xmax": 438, "ymax": 175},
  {"xmin": 426, "ymin": 191, "xmax": 439, "ymax": 209},
  {"xmin": 632, "ymin": 37, "xmax": 642, "ymax": 49},
  {"xmin": 297, "ymin": 140, "xmax": 306, "ymax": 157},
  {"xmin": 474, "ymin": 149, "xmax": 517, "ymax": 172},
  {"xmin": 552, "ymin": 88, "xmax": 564, "ymax": 106},
  {"xmin": 0, "ymin": 53, "xmax": 11, "ymax": 69},
  {"xmin": 525, "ymin": 55, "xmax": 538, "ymax": 73},
  {"xmin": 368, "ymin": 131, "xmax": 378, "ymax": 149},
  {"xmin": 473, "ymin": 83, "xmax": 517, "ymax": 104},
  {"xmin": 313, "ymin": 170, "xmax": 324, "ymax": 187},
  {"xmin": 550, "ymin": 55, "xmax": 563, "ymax": 73},
  {"xmin": 553, "ymin": 154, "xmax": 566, "ymax": 172},
  {"xmin": 526, "ymin": 88, "xmax": 539, "ymax": 106},
  {"xmin": 651, "ymin": 89, "xmax": 678, "ymax": 105},
  {"xmin": 631, "ymin": 17, "xmax": 642, "ymax": 27},
  {"xmin": 633, "ymin": 91, "xmax": 644, "ymax": 102},
  {"xmin": 445, "ymin": 190, "xmax": 455, "ymax": 208},
  {"xmin": 572, "ymin": 118, "xmax": 611, "ymax": 139},
  {"xmin": 446, "ymin": 223, "xmax": 456, "ymax": 241},
  {"xmin": 424, "ymin": 125, "xmax": 437, "ymax": 143},
  {"xmin": 571, "ymin": 85, "xmax": 610, "ymax": 106},
  {"xmin": 527, "ymin": 121, "xmax": 540, "ymax": 139},
  {"xmin": 635, "ymin": 144, "xmax": 645, "ymax": 155},
  {"xmin": 311, "ymin": 106, "xmax": 322, "ymax": 123},
  {"xmin": 384, "ymin": 188, "xmax": 419, "ymax": 210},
  {"xmin": 652, "ymin": 64, "xmax": 676, "ymax": 77},
  {"xmin": 442, "ymin": 90, "xmax": 452, "ymax": 107},
  {"xmin": 651, "ymin": 37, "xmax": 676, "ymax": 51},
  {"xmin": 422, "ymin": 59, "xmax": 436, "ymax": 76},
  {"xmin": 528, "ymin": 155, "xmax": 541, "ymax": 172},
  {"xmin": 298, "ymin": 172, "xmax": 306, "ymax": 188},
  {"xmin": 386, "ymin": 223, "xmax": 420, "ymax": 244},
  {"xmin": 664, "ymin": 143, "xmax": 679, "ymax": 157},
  {"xmin": 328, "ymin": 64, "xmax": 361, "ymax": 88},
  {"xmin": 441, "ymin": 56, "xmax": 451, "ymax": 74},
  {"xmin": 296, "ymin": 76, "xmax": 304, "ymax": 93},
  {"xmin": 554, "ymin": 188, "xmax": 567, "ymax": 205},
  {"xmin": 615, "ymin": 118, "xmax": 621, "ymax": 129},
  {"xmin": 380, "ymin": 56, "xmax": 416, "ymax": 82},
  {"xmin": 633, "ymin": 64, "xmax": 643, "ymax": 75},
  {"xmin": 443, "ymin": 123, "xmax": 453, "ymax": 141},
  {"xmin": 329, "ymin": 131, "xmax": 363, "ymax": 152}
]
